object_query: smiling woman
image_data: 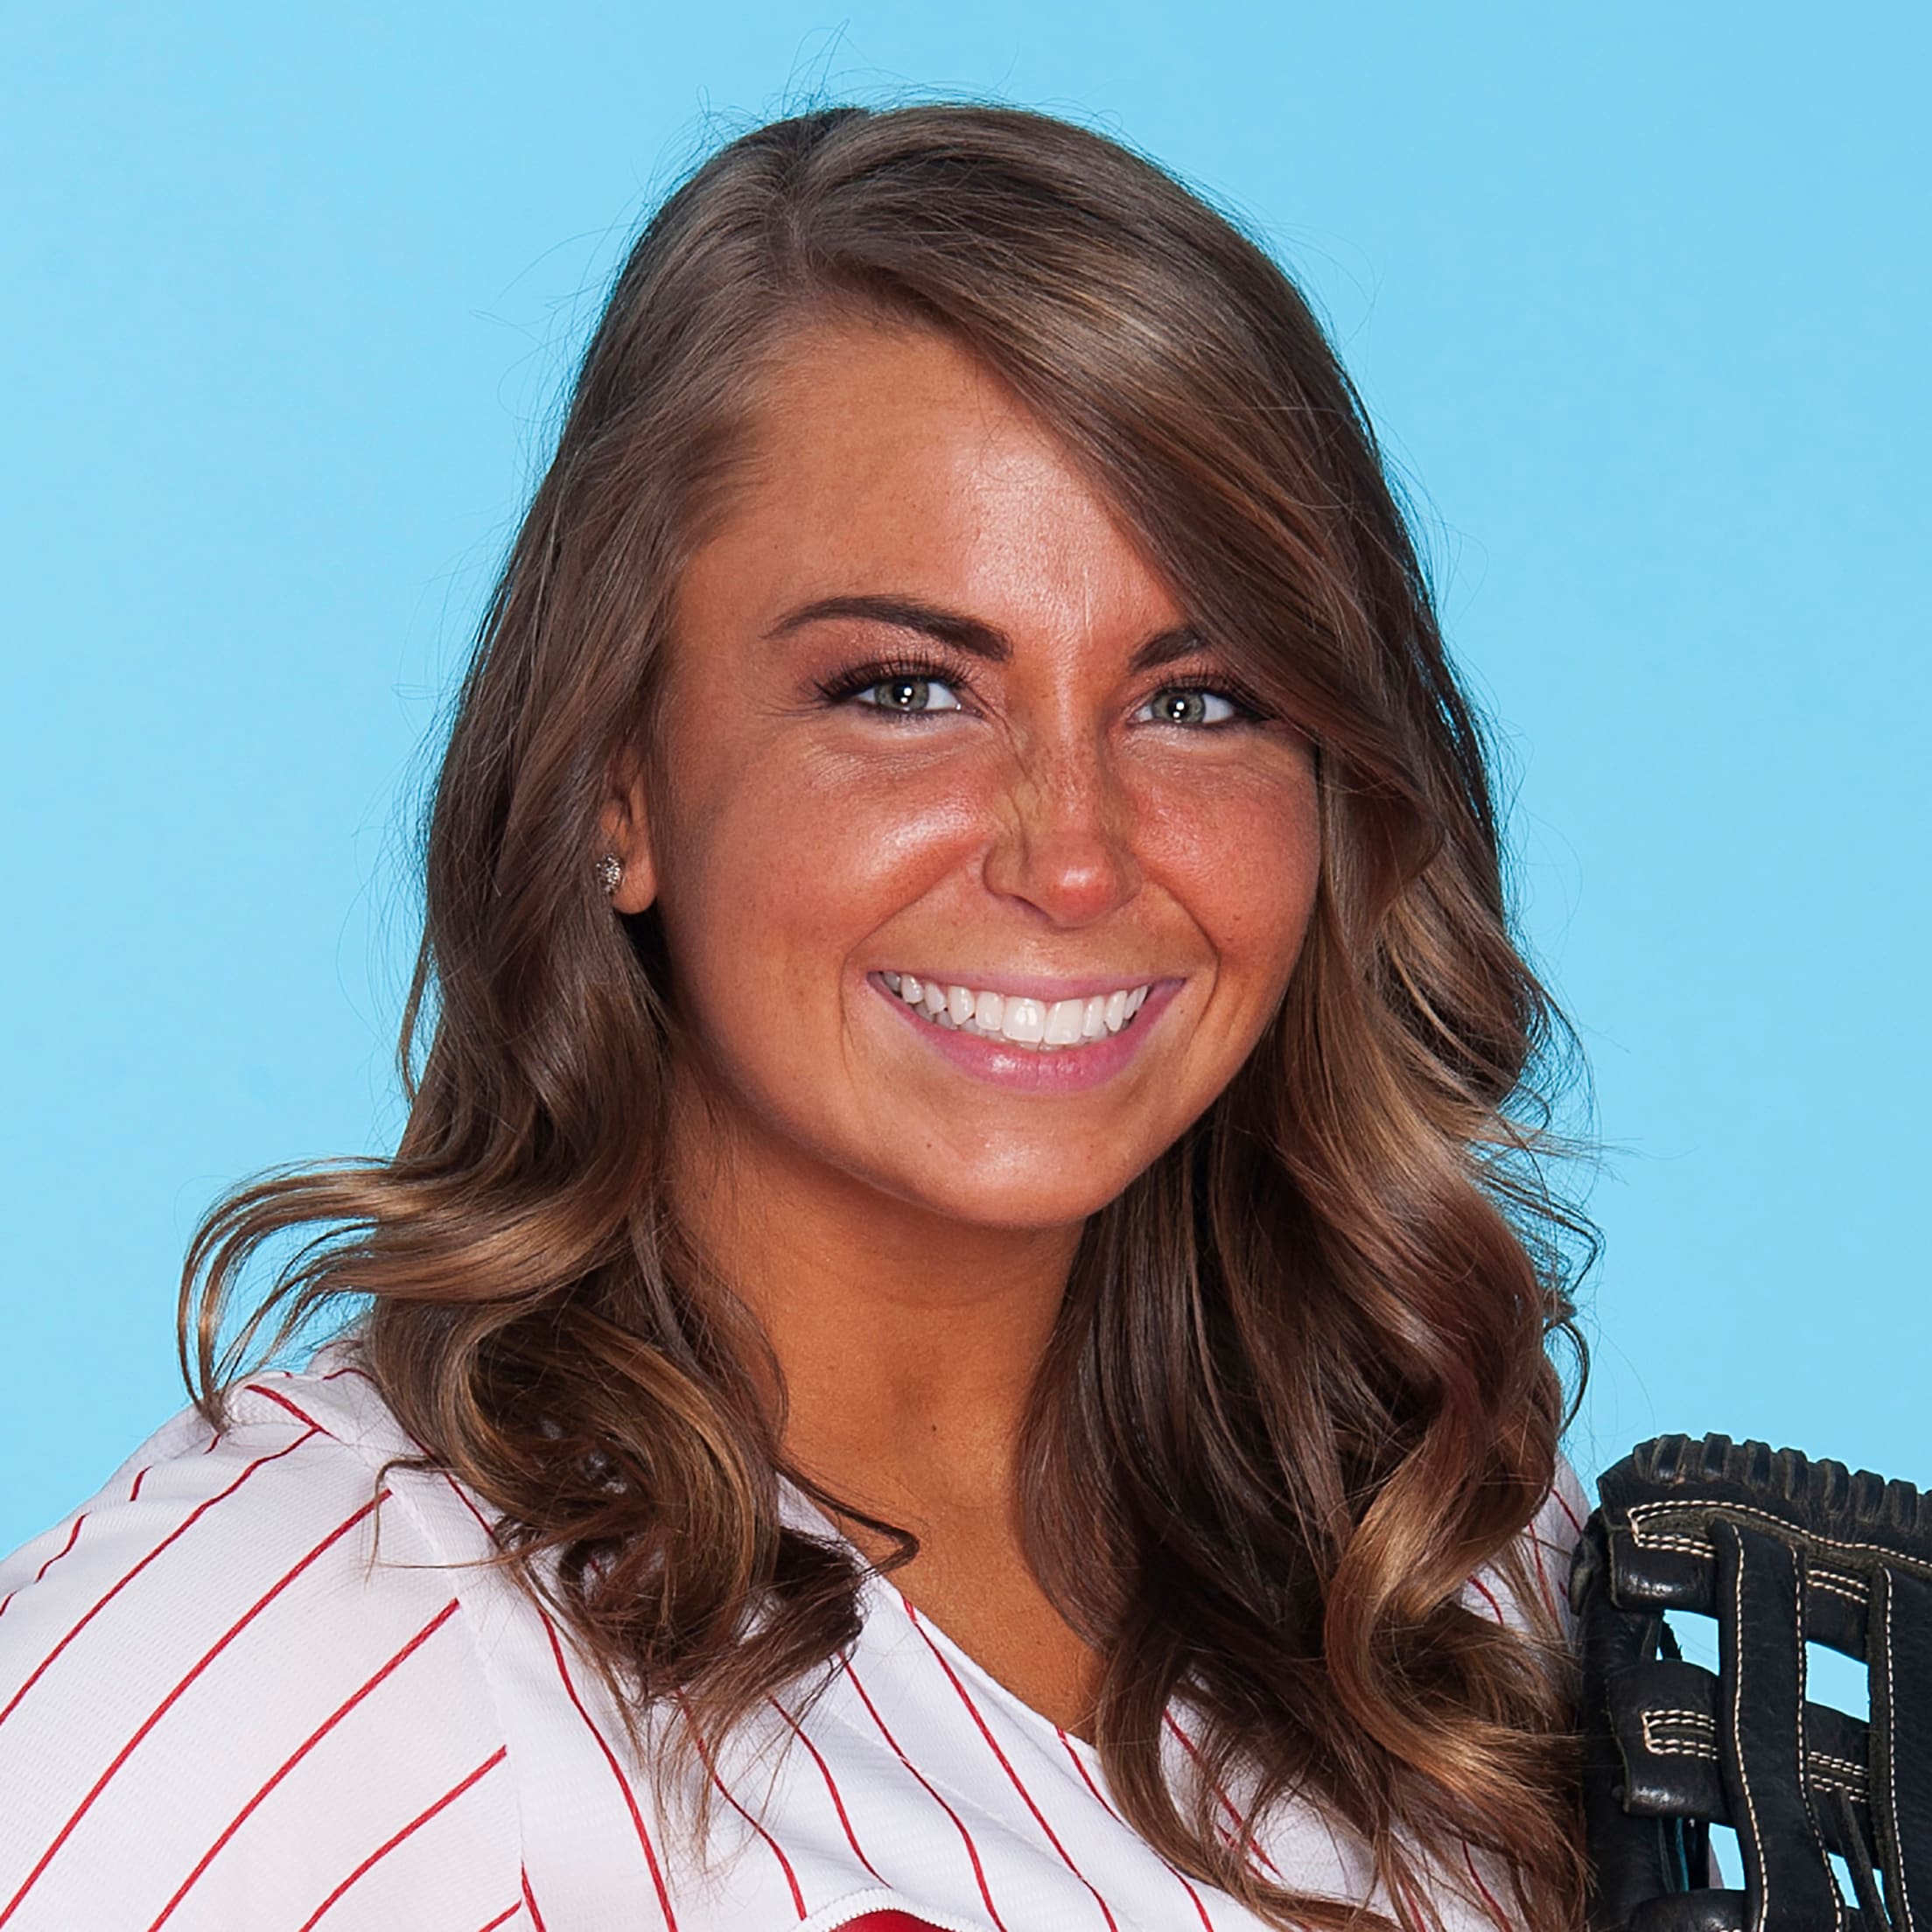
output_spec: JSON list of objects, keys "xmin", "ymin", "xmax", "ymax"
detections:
[
  {"xmin": 0, "ymin": 105, "xmax": 1592, "ymax": 1932},
  {"xmin": 615, "ymin": 320, "xmax": 1320, "ymax": 1226}
]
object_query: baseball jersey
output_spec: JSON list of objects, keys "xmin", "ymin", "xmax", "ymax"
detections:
[{"xmin": 0, "ymin": 1343, "xmax": 1587, "ymax": 1930}]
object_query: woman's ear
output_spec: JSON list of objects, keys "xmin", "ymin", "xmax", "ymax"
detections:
[{"xmin": 598, "ymin": 767, "xmax": 661, "ymax": 915}]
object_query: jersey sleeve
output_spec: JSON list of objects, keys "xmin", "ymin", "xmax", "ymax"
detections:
[
  {"xmin": 1461, "ymin": 1447, "xmax": 1592, "ymax": 1651},
  {"xmin": 0, "ymin": 1387, "xmax": 529, "ymax": 1930}
]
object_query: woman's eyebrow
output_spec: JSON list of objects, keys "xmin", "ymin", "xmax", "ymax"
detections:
[
  {"xmin": 1126, "ymin": 627, "xmax": 1213, "ymax": 672},
  {"xmin": 764, "ymin": 593, "xmax": 1009, "ymax": 658},
  {"xmin": 761, "ymin": 592, "xmax": 1208, "ymax": 672}
]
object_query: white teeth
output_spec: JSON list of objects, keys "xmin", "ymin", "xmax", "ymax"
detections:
[
  {"xmin": 882, "ymin": 972, "xmax": 1158, "ymax": 1052},
  {"xmin": 1000, "ymin": 998, "xmax": 1046, "ymax": 1044},
  {"xmin": 1044, "ymin": 998, "xmax": 1086, "ymax": 1046}
]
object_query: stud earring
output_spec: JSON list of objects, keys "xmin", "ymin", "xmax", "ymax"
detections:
[{"xmin": 595, "ymin": 852, "xmax": 624, "ymax": 897}]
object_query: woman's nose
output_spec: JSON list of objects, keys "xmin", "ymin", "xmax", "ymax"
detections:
[{"xmin": 978, "ymin": 739, "xmax": 1143, "ymax": 928}]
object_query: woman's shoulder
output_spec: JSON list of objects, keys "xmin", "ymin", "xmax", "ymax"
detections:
[
  {"xmin": 0, "ymin": 1346, "xmax": 527, "ymax": 1929},
  {"xmin": 0, "ymin": 1343, "xmax": 504, "ymax": 1626}
]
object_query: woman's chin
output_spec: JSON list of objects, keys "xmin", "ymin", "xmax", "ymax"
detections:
[{"xmin": 864, "ymin": 1155, "xmax": 1151, "ymax": 1236}]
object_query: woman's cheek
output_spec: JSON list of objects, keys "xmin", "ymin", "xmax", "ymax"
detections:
[
  {"xmin": 780, "ymin": 744, "xmax": 992, "ymax": 887},
  {"xmin": 682, "ymin": 760, "xmax": 980, "ymax": 992},
  {"xmin": 1133, "ymin": 764, "xmax": 1320, "ymax": 934}
]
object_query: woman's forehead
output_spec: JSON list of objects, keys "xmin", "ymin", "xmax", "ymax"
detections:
[{"xmin": 688, "ymin": 323, "xmax": 1181, "ymax": 641}]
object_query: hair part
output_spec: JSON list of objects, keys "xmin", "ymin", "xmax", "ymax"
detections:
[{"xmin": 183, "ymin": 101, "xmax": 1592, "ymax": 1931}]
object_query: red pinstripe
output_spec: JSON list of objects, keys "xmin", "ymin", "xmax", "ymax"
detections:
[
  {"xmin": 708, "ymin": 1768, "xmax": 807, "ymax": 1917},
  {"xmin": 1550, "ymin": 1488, "xmax": 1585, "ymax": 1536},
  {"xmin": 426, "ymin": 1474, "xmax": 676, "ymax": 1928},
  {"xmin": 1162, "ymin": 1713, "xmax": 1283, "ymax": 1881},
  {"xmin": 312, "ymin": 1362, "xmax": 393, "ymax": 1406},
  {"xmin": 0, "ymin": 1488, "xmax": 386, "ymax": 1928},
  {"xmin": 31, "ymin": 1517, "xmax": 86, "ymax": 1582},
  {"xmin": 429, "ymin": 1475, "xmax": 656, "ymax": 1932},
  {"xmin": 844, "ymin": 1658, "xmax": 1009, "ymax": 1932},
  {"xmin": 438, "ymin": 1470, "xmax": 501, "ymax": 1546},
  {"xmin": 535, "ymin": 1609, "xmax": 678, "ymax": 1930},
  {"xmin": 0, "ymin": 1512, "xmax": 88, "ymax": 1625},
  {"xmin": 1462, "ymin": 1844, "xmax": 1512, "ymax": 1932},
  {"xmin": 422, "ymin": 1404, "xmax": 863, "ymax": 1930},
  {"xmin": 0, "ymin": 1428, "xmax": 319, "ymax": 1735},
  {"xmin": 768, "ymin": 1694, "xmax": 886, "ymax": 1884},
  {"xmin": 144, "ymin": 1598, "xmax": 462, "ymax": 1929},
  {"xmin": 1466, "ymin": 1575, "xmax": 1508, "ymax": 1626},
  {"xmin": 1054, "ymin": 1727, "xmax": 1218, "ymax": 1932},
  {"xmin": 243, "ymin": 1382, "xmax": 326, "ymax": 1432},
  {"xmin": 291, "ymin": 1745, "xmax": 508, "ymax": 1931},
  {"xmin": 475, "ymin": 1905, "xmax": 522, "ymax": 1932},
  {"xmin": 430, "ymin": 1467, "xmax": 681, "ymax": 1926},
  {"xmin": 683, "ymin": 1704, "xmax": 806, "ymax": 1920},
  {"xmin": 901, "ymin": 1604, "xmax": 1117, "ymax": 1932},
  {"xmin": 1396, "ymin": 1872, "xmax": 1433, "ymax": 1932},
  {"xmin": 1051, "ymin": 1731, "xmax": 1213, "ymax": 1924}
]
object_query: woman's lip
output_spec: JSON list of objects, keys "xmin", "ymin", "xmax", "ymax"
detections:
[
  {"xmin": 866, "ymin": 971, "xmax": 1180, "ymax": 1095},
  {"xmin": 879, "ymin": 969, "xmax": 1174, "ymax": 1003}
]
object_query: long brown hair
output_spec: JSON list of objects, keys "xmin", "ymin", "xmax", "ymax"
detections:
[{"xmin": 183, "ymin": 102, "xmax": 1592, "ymax": 1931}]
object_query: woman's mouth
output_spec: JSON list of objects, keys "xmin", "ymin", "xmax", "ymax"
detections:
[
  {"xmin": 878, "ymin": 970, "xmax": 1151, "ymax": 1053},
  {"xmin": 866, "ymin": 968, "xmax": 1178, "ymax": 1096}
]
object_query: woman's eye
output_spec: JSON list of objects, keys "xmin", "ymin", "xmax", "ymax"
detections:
[
  {"xmin": 852, "ymin": 675, "xmax": 964, "ymax": 715},
  {"xmin": 1137, "ymin": 687, "xmax": 1243, "ymax": 727}
]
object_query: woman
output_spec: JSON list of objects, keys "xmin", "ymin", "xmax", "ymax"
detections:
[{"xmin": 0, "ymin": 103, "xmax": 1592, "ymax": 1931}]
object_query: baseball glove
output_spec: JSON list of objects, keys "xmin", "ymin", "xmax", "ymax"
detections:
[{"xmin": 1572, "ymin": 1432, "xmax": 1932, "ymax": 1932}]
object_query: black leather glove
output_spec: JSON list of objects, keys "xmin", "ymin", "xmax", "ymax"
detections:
[{"xmin": 1572, "ymin": 1432, "xmax": 1932, "ymax": 1932}]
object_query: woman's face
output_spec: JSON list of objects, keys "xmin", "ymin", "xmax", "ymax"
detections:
[{"xmin": 610, "ymin": 321, "xmax": 1321, "ymax": 1232}]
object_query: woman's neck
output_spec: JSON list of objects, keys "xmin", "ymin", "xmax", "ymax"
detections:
[
  {"xmin": 662, "ymin": 1098, "xmax": 1105, "ymax": 1739},
  {"xmin": 665, "ymin": 1108, "xmax": 1082, "ymax": 1517}
]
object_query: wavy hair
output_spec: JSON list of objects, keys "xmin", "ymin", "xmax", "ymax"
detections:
[{"xmin": 183, "ymin": 102, "xmax": 1592, "ymax": 1931}]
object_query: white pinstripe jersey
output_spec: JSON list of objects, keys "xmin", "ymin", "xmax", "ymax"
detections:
[{"xmin": 0, "ymin": 1344, "xmax": 1587, "ymax": 1931}]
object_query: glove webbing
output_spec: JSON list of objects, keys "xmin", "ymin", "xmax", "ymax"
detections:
[{"xmin": 1572, "ymin": 1432, "xmax": 1932, "ymax": 1932}]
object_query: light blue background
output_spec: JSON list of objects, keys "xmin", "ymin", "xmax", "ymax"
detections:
[{"xmin": 3, "ymin": 4, "xmax": 1926, "ymax": 1553}]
